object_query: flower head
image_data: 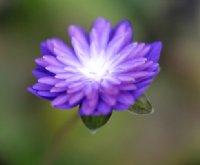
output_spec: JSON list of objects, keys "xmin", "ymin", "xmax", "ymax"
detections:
[{"xmin": 28, "ymin": 17, "xmax": 162, "ymax": 116}]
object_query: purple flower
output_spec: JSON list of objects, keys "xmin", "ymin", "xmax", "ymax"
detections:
[{"xmin": 28, "ymin": 17, "xmax": 162, "ymax": 116}]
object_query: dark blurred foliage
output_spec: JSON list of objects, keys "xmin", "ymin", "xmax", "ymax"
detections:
[{"xmin": 0, "ymin": 0, "xmax": 200, "ymax": 165}]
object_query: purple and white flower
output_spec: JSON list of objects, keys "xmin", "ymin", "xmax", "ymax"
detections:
[{"xmin": 28, "ymin": 17, "xmax": 162, "ymax": 116}]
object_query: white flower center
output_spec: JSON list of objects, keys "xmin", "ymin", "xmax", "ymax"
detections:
[{"xmin": 79, "ymin": 51, "xmax": 111, "ymax": 81}]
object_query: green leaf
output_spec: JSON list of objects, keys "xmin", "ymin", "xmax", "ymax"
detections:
[
  {"xmin": 80, "ymin": 113, "xmax": 112, "ymax": 130},
  {"xmin": 128, "ymin": 94, "xmax": 153, "ymax": 114}
]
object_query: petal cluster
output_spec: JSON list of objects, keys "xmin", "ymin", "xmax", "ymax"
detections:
[{"xmin": 28, "ymin": 17, "xmax": 162, "ymax": 116}]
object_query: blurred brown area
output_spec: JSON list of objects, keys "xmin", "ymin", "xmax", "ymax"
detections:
[{"xmin": 0, "ymin": 0, "xmax": 200, "ymax": 165}]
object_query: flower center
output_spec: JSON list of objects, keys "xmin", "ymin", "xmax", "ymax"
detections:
[{"xmin": 79, "ymin": 55, "xmax": 110, "ymax": 81}]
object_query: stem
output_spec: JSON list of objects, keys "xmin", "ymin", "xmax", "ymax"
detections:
[{"xmin": 42, "ymin": 112, "xmax": 79, "ymax": 165}]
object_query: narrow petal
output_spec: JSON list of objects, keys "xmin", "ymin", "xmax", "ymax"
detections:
[
  {"xmin": 107, "ymin": 20, "xmax": 133, "ymax": 55},
  {"xmin": 79, "ymin": 99, "xmax": 96, "ymax": 115},
  {"xmin": 117, "ymin": 92, "xmax": 135, "ymax": 105},
  {"xmin": 146, "ymin": 41, "xmax": 162, "ymax": 63},
  {"xmin": 27, "ymin": 87, "xmax": 54, "ymax": 100},
  {"xmin": 40, "ymin": 40, "xmax": 54, "ymax": 56},
  {"xmin": 45, "ymin": 66, "xmax": 66, "ymax": 73},
  {"xmin": 113, "ymin": 102, "xmax": 129, "ymax": 111},
  {"xmin": 88, "ymin": 90, "xmax": 99, "ymax": 107},
  {"xmin": 130, "ymin": 71, "xmax": 149, "ymax": 79},
  {"xmin": 55, "ymin": 81, "xmax": 68, "ymax": 88},
  {"xmin": 50, "ymin": 86, "xmax": 67, "ymax": 93},
  {"xmin": 37, "ymin": 91, "xmax": 58, "ymax": 97},
  {"xmin": 33, "ymin": 83, "xmax": 52, "ymax": 90},
  {"xmin": 67, "ymin": 83, "xmax": 85, "ymax": 94},
  {"xmin": 107, "ymin": 43, "xmax": 137, "ymax": 67},
  {"xmin": 32, "ymin": 69, "xmax": 53, "ymax": 78},
  {"xmin": 100, "ymin": 93, "xmax": 116, "ymax": 106},
  {"xmin": 97, "ymin": 101, "xmax": 111, "ymax": 115},
  {"xmin": 54, "ymin": 103, "xmax": 76, "ymax": 109},
  {"xmin": 35, "ymin": 58, "xmax": 48, "ymax": 67},
  {"xmin": 84, "ymin": 84, "xmax": 93, "ymax": 98},
  {"xmin": 27, "ymin": 87, "xmax": 39, "ymax": 96},
  {"xmin": 56, "ymin": 55, "xmax": 80, "ymax": 68},
  {"xmin": 90, "ymin": 17, "xmax": 112, "ymax": 51},
  {"xmin": 53, "ymin": 44, "xmax": 75, "ymax": 58},
  {"xmin": 135, "ymin": 78, "xmax": 153, "ymax": 89},
  {"xmin": 38, "ymin": 77, "xmax": 59, "ymax": 85},
  {"xmin": 112, "ymin": 58, "xmax": 147, "ymax": 73},
  {"xmin": 52, "ymin": 94, "xmax": 69, "ymax": 106},
  {"xmin": 126, "ymin": 43, "xmax": 151, "ymax": 59},
  {"xmin": 100, "ymin": 79, "xmax": 119, "ymax": 95},
  {"xmin": 68, "ymin": 25, "xmax": 89, "ymax": 63},
  {"xmin": 116, "ymin": 74, "xmax": 135, "ymax": 82},
  {"xmin": 132, "ymin": 87, "xmax": 148, "ymax": 100},
  {"xmin": 50, "ymin": 38, "xmax": 76, "ymax": 57},
  {"xmin": 103, "ymin": 76, "xmax": 121, "ymax": 85},
  {"xmin": 40, "ymin": 38, "xmax": 65, "ymax": 56},
  {"xmin": 69, "ymin": 92, "xmax": 84, "ymax": 105},
  {"xmin": 43, "ymin": 55, "xmax": 64, "ymax": 67},
  {"xmin": 120, "ymin": 84, "xmax": 137, "ymax": 91}
]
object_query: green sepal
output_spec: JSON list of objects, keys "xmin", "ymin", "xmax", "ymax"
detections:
[
  {"xmin": 128, "ymin": 94, "xmax": 153, "ymax": 114},
  {"xmin": 80, "ymin": 113, "xmax": 112, "ymax": 130}
]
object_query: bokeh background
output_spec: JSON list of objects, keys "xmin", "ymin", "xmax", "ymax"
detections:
[{"xmin": 1, "ymin": 0, "xmax": 200, "ymax": 165}]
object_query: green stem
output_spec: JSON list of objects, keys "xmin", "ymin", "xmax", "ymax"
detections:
[{"xmin": 42, "ymin": 113, "xmax": 79, "ymax": 165}]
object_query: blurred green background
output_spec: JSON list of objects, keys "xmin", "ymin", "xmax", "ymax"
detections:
[{"xmin": 1, "ymin": 0, "xmax": 200, "ymax": 165}]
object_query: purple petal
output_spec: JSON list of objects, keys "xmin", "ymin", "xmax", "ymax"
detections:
[
  {"xmin": 107, "ymin": 43, "xmax": 137, "ymax": 67},
  {"xmin": 41, "ymin": 38, "xmax": 78, "ymax": 59},
  {"xmin": 45, "ymin": 66, "xmax": 66, "ymax": 73},
  {"xmin": 37, "ymin": 91, "xmax": 58, "ymax": 97},
  {"xmin": 132, "ymin": 87, "xmax": 148, "ymax": 100},
  {"xmin": 40, "ymin": 38, "xmax": 62, "ymax": 56},
  {"xmin": 103, "ymin": 76, "xmax": 121, "ymax": 85},
  {"xmin": 32, "ymin": 68, "xmax": 53, "ymax": 78},
  {"xmin": 55, "ymin": 81, "xmax": 68, "ymax": 88},
  {"xmin": 27, "ymin": 87, "xmax": 54, "ymax": 100},
  {"xmin": 56, "ymin": 55, "xmax": 80, "ymax": 68},
  {"xmin": 100, "ymin": 85, "xmax": 119, "ymax": 96},
  {"xmin": 79, "ymin": 99, "xmax": 96, "ymax": 115},
  {"xmin": 117, "ymin": 92, "xmax": 135, "ymax": 105},
  {"xmin": 68, "ymin": 25, "xmax": 89, "ymax": 63},
  {"xmin": 32, "ymin": 83, "xmax": 52, "ymax": 90},
  {"xmin": 135, "ymin": 78, "xmax": 153, "ymax": 89},
  {"xmin": 54, "ymin": 103, "xmax": 76, "ymax": 109},
  {"xmin": 53, "ymin": 41, "xmax": 80, "ymax": 65},
  {"xmin": 53, "ymin": 44, "xmax": 75, "ymax": 57},
  {"xmin": 35, "ymin": 58, "xmax": 48, "ymax": 67},
  {"xmin": 116, "ymin": 74, "xmax": 135, "ymax": 82},
  {"xmin": 100, "ymin": 93, "xmax": 116, "ymax": 106},
  {"xmin": 43, "ymin": 55, "xmax": 64, "ymax": 67},
  {"xmin": 112, "ymin": 57, "xmax": 147, "ymax": 73},
  {"xmin": 50, "ymin": 86, "xmax": 67, "ymax": 93},
  {"xmin": 84, "ymin": 86, "xmax": 94, "ymax": 99},
  {"xmin": 38, "ymin": 77, "xmax": 59, "ymax": 85},
  {"xmin": 90, "ymin": 17, "xmax": 112, "ymax": 51},
  {"xmin": 96, "ymin": 101, "xmax": 111, "ymax": 115},
  {"xmin": 40, "ymin": 40, "xmax": 54, "ymax": 56},
  {"xmin": 27, "ymin": 87, "xmax": 39, "ymax": 96},
  {"xmin": 120, "ymin": 84, "xmax": 137, "ymax": 91},
  {"xmin": 69, "ymin": 92, "xmax": 84, "ymax": 105},
  {"xmin": 126, "ymin": 43, "xmax": 151, "ymax": 59},
  {"xmin": 107, "ymin": 20, "xmax": 133, "ymax": 55},
  {"xmin": 146, "ymin": 41, "xmax": 162, "ymax": 63},
  {"xmin": 67, "ymin": 83, "xmax": 85, "ymax": 94},
  {"xmin": 113, "ymin": 102, "xmax": 129, "ymax": 111},
  {"xmin": 52, "ymin": 94, "xmax": 69, "ymax": 106}
]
